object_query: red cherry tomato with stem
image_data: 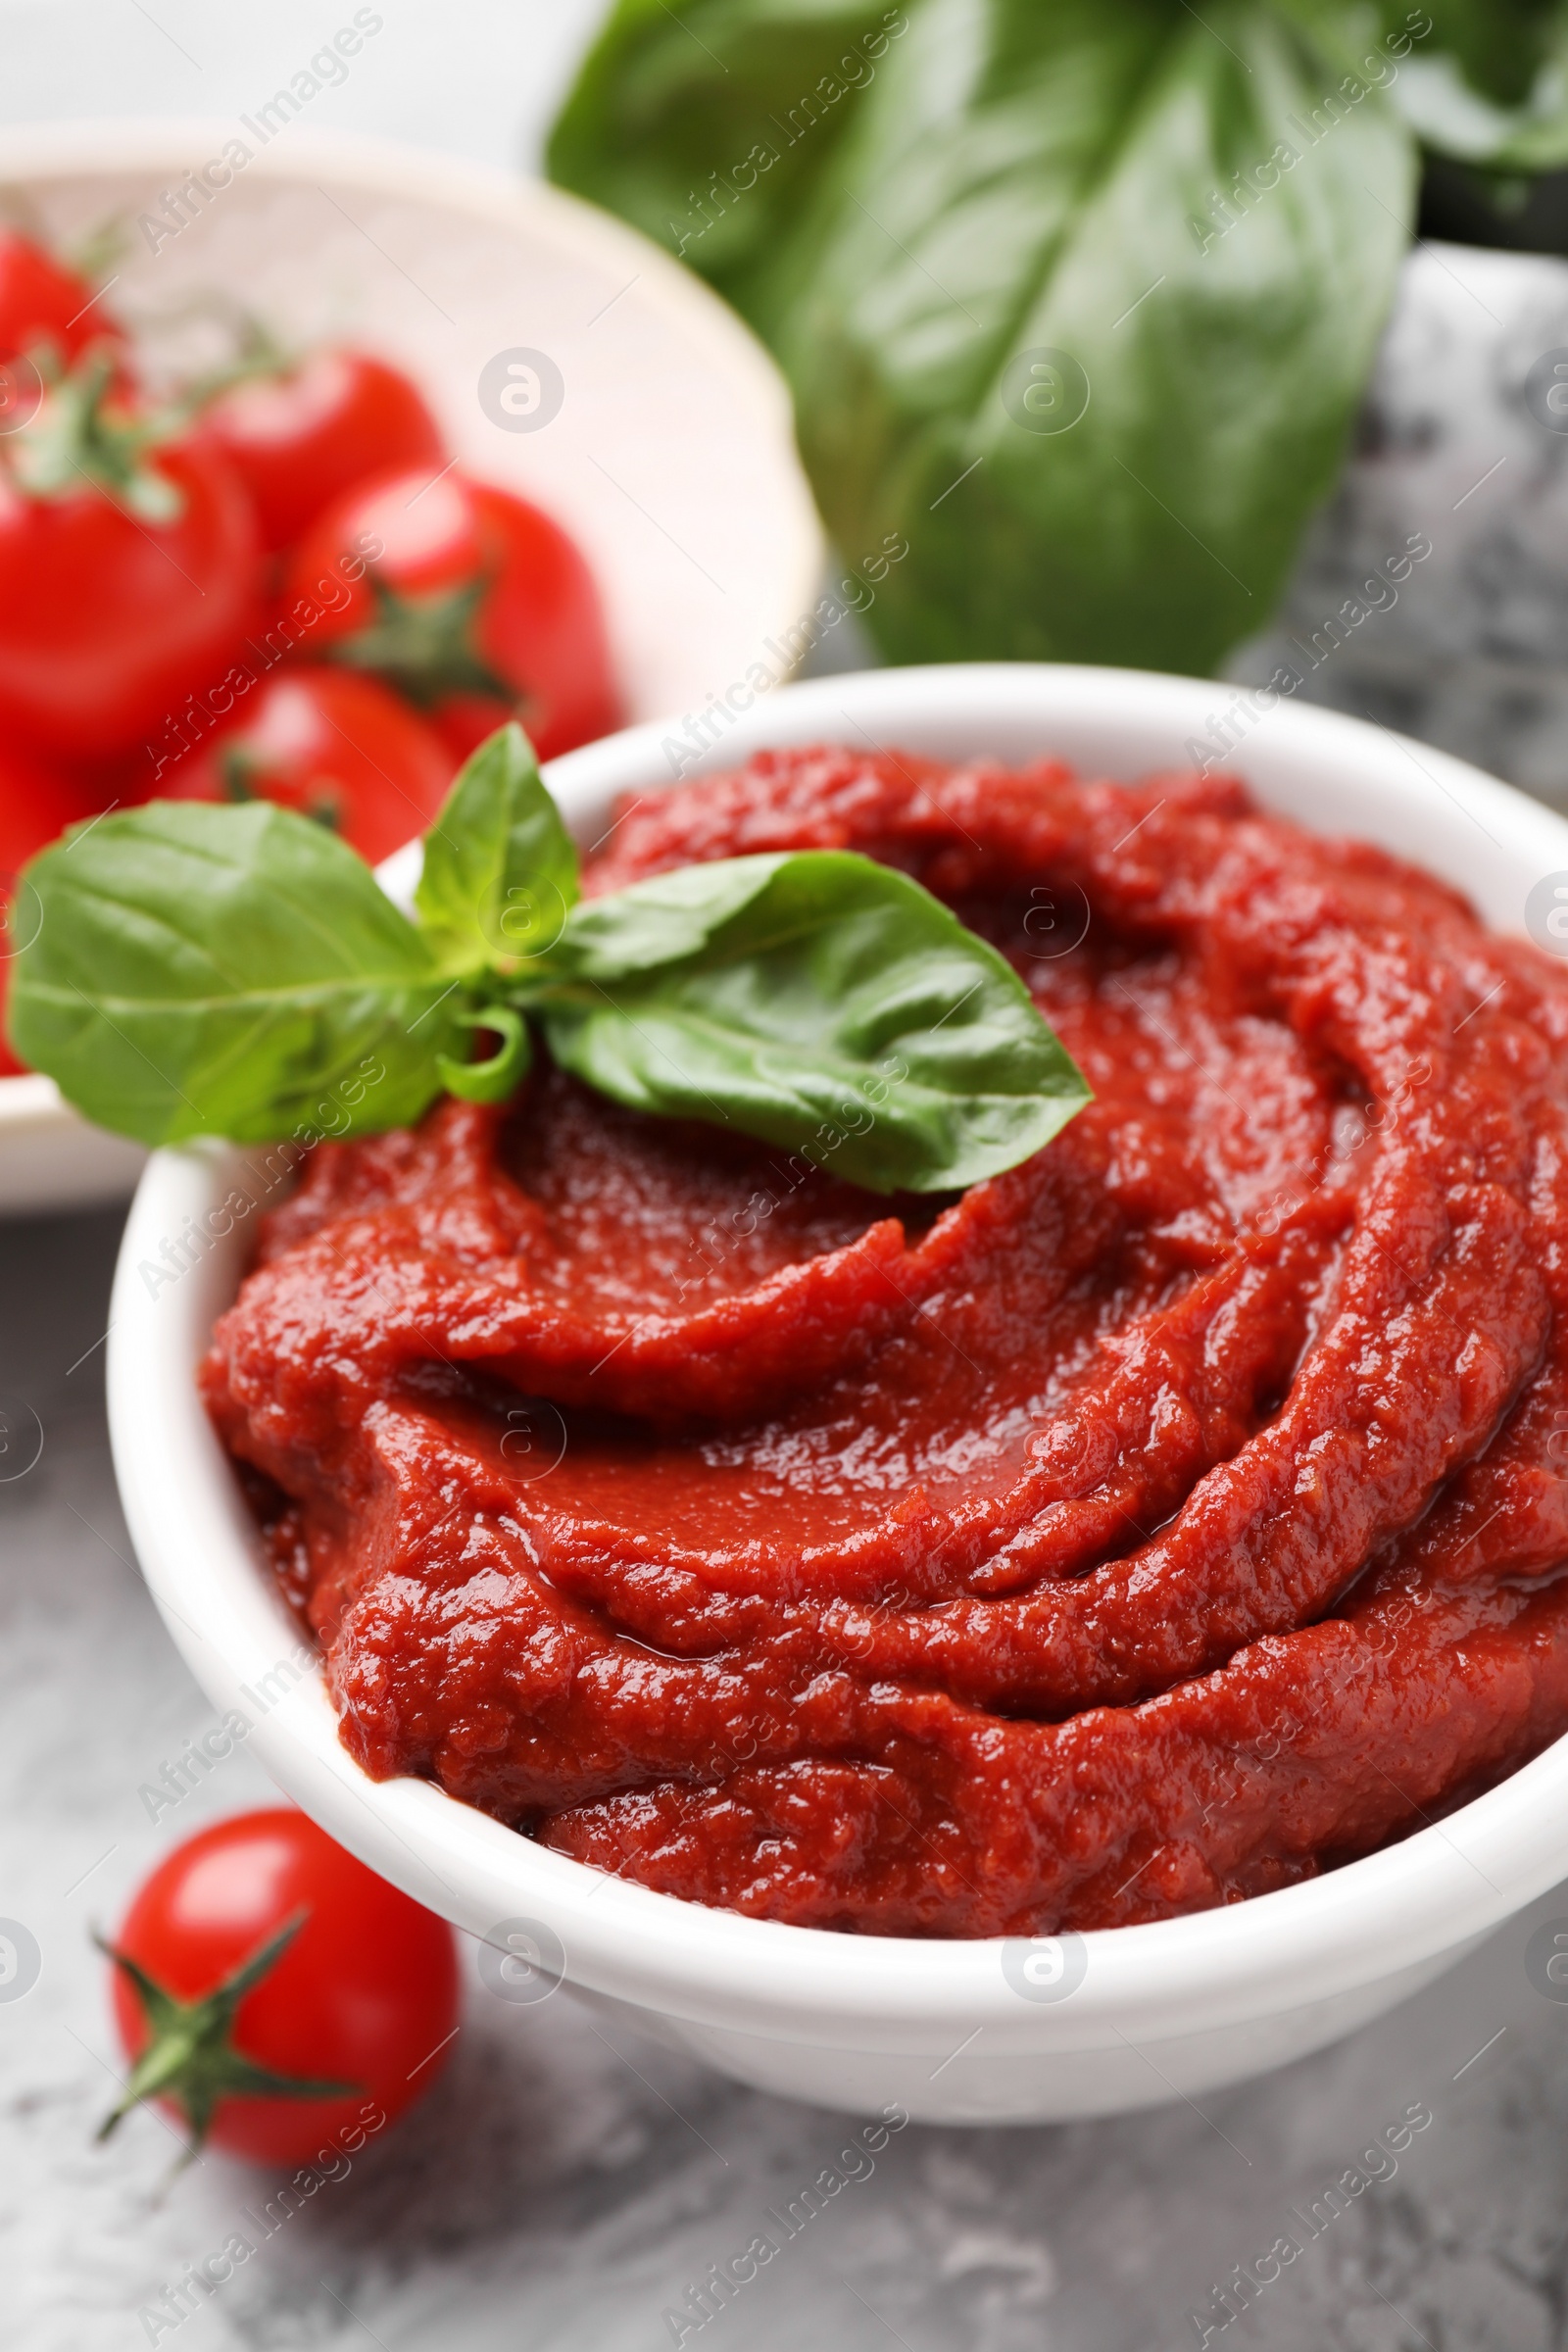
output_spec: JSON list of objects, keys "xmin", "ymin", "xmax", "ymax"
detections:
[
  {"xmin": 285, "ymin": 466, "xmax": 621, "ymax": 763},
  {"xmin": 198, "ymin": 348, "xmax": 444, "ymax": 556},
  {"xmin": 0, "ymin": 227, "xmax": 123, "ymax": 368},
  {"xmin": 0, "ymin": 745, "xmax": 102, "ymax": 1077},
  {"xmin": 159, "ymin": 668, "xmax": 458, "ymax": 865},
  {"xmin": 0, "ymin": 354, "xmax": 261, "ymax": 762},
  {"xmin": 100, "ymin": 1808, "xmax": 460, "ymax": 2166}
]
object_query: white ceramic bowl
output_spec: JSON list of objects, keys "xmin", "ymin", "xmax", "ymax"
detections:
[
  {"xmin": 0, "ymin": 120, "xmax": 822, "ymax": 1215},
  {"xmin": 107, "ymin": 662, "xmax": 1568, "ymax": 2126}
]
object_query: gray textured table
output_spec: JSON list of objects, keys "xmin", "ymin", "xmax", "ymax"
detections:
[{"xmin": 5, "ymin": 1207, "xmax": 1568, "ymax": 2352}]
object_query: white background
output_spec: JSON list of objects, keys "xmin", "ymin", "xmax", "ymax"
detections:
[{"xmin": 0, "ymin": 0, "xmax": 609, "ymax": 172}]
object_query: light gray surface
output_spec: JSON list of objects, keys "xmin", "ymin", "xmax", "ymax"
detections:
[
  {"xmin": 1231, "ymin": 241, "xmax": 1568, "ymax": 813},
  {"xmin": 6, "ymin": 1205, "xmax": 1568, "ymax": 2350}
]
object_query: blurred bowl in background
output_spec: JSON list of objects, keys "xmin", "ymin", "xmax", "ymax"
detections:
[{"xmin": 0, "ymin": 119, "xmax": 823, "ymax": 1216}]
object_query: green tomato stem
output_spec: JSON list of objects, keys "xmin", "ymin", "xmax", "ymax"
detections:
[{"xmin": 95, "ymin": 1911, "xmax": 360, "ymax": 2163}]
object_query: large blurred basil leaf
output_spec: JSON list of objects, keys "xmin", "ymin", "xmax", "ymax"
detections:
[
  {"xmin": 552, "ymin": 0, "xmax": 1415, "ymax": 677},
  {"xmin": 550, "ymin": 0, "xmax": 898, "ymax": 314}
]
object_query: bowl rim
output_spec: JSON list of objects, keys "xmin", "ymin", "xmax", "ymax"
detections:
[
  {"xmin": 0, "ymin": 117, "xmax": 800, "ymax": 424},
  {"xmin": 108, "ymin": 660, "xmax": 1568, "ymax": 2048},
  {"xmin": 0, "ymin": 117, "xmax": 824, "ymax": 1179}
]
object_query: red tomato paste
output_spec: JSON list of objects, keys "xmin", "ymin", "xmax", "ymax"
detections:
[{"xmin": 203, "ymin": 747, "xmax": 1568, "ymax": 1936}]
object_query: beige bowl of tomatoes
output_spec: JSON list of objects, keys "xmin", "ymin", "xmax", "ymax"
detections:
[{"xmin": 0, "ymin": 121, "xmax": 823, "ymax": 1214}]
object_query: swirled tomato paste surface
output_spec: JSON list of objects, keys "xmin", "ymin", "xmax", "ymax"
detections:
[{"xmin": 204, "ymin": 747, "xmax": 1568, "ymax": 1936}]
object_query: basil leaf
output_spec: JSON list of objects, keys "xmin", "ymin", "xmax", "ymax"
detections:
[
  {"xmin": 9, "ymin": 802, "xmax": 459, "ymax": 1146},
  {"xmin": 1397, "ymin": 0, "xmax": 1556, "ymax": 106},
  {"xmin": 1377, "ymin": 0, "xmax": 1565, "ymax": 122},
  {"xmin": 415, "ymin": 722, "xmax": 579, "ymax": 974},
  {"xmin": 551, "ymin": 0, "xmax": 1415, "ymax": 678},
  {"xmin": 1278, "ymin": 0, "xmax": 1568, "ymax": 169},
  {"xmin": 1394, "ymin": 8, "xmax": 1568, "ymax": 169},
  {"xmin": 550, "ymin": 853, "xmax": 800, "ymax": 979},
  {"xmin": 547, "ymin": 0, "xmax": 896, "ymax": 324},
  {"xmin": 535, "ymin": 850, "xmax": 1090, "ymax": 1193}
]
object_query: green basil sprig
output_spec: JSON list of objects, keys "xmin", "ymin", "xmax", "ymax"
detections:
[{"xmin": 8, "ymin": 724, "xmax": 1091, "ymax": 1193}]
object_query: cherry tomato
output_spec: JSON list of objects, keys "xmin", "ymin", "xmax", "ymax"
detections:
[
  {"xmin": 160, "ymin": 667, "xmax": 458, "ymax": 865},
  {"xmin": 285, "ymin": 466, "xmax": 621, "ymax": 763},
  {"xmin": 0, "ymin": 745, "xmax": 101, "ymax": 1078},
  {"xmin": 102, "ymin": 1808, "xmax": 460, "ymax": 2166},
  {"xmin": 0, "ymin": 228, "xmax": 122, "ymax": 368},
  {"xmin": 198, "ymin": 349, "xmax": 445, "ymax": 556},
  {"xmin": 0, "ymin": 369, "xmax": 261, "ymax": 762}
]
